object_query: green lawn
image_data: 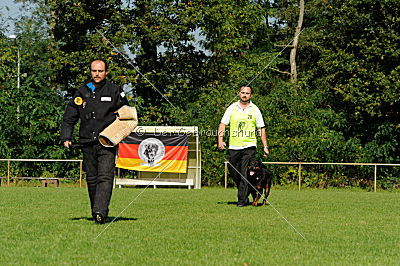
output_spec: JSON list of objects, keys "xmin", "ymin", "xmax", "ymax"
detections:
[{"xmin": 0, "ymin": 187, "xmax": 399, "ymax": 265}]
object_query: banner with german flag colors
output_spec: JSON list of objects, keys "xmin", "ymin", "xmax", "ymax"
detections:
[{"xmin": 116, "ymin": 133, "xmax": 188, "ymax": 173}]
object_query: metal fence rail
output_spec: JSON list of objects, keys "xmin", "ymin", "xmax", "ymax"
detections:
[
  {"xmin": 0, "ymin": 159, "xmax": 83, "ymax": 187},
  {"xmin": 224, "ymin": 161, "xmax": 400, "ymax": 192}
]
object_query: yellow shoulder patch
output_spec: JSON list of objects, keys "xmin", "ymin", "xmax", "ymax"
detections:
[{"xmin": 74, "ymin": 97, "xmax": 83, "ymax": 106}]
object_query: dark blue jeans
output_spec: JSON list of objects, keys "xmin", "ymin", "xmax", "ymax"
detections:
[
  {"xmin": 82, "ymin": 144, "xmax": 116, "ymax": 217},
  {"xmin": 228, "ymin": 147, "xmax": 256, "ymax": 205}
]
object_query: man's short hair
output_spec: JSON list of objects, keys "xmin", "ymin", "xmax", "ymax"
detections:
[
  {"xmin": 240, "ymin": 86, "xmax": 252, "ymax": 93},
  {"xmin": 90, "ymin": 59, "xmax": 108, "ymax": 71}
]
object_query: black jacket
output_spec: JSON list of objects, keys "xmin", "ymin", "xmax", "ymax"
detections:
[{"xmin": 61, "ymin": 79, "xmax": 129, "ymax": 144}]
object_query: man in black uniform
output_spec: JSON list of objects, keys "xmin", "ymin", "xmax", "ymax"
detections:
[{"xmin": 61, "ymin": 59, "xmax": 129, "ymax": 224}]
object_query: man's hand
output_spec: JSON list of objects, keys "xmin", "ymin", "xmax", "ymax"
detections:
[
  {"xmin": 218, "ymin": 141, "xmax": 226, "ymax": 150},
  {"xmin": 263, "ymin": 146, "xmax": 269, "ymax": 157},
  {"xmin": 63, "ymin": 141, "xmax": 72, "ymax": 148},
  {"xmin": 217, "ymin": 123, "xmax": 227, "ymax": 151}
]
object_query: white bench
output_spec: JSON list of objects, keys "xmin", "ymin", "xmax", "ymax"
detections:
[{"xmin": 114, "ymin": 178, "xmax": 194, "ymax": 189}]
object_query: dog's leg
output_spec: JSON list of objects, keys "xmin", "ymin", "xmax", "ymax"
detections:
[
  {"xmin": 251, "ymin": 192, "xmax": 255, "ymax": 202},
  {"xmin": 249, "ymin": 190, "xmax": 256, "ymax": 206},
  {"xmin": 252, "ymin": 186, "xmax": 261, "ymax": 206},
  {"xmin": 252, "ymin": 195, "xmax": 259, "ymax": 206},
  {"xmin": 262, "ymin": 184, "xmax": 270, "ymax": 206}
]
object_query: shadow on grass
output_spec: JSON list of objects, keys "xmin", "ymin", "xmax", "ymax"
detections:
[
  {"xmin": 70, "ymin": 216, "xmax": 138, "ymax": 223},
  {"xmin": 217, "ymin": 201, "xmax": 238, "ymax": 205},
  {"xmin": 217, "ymin": 201, "xmax": 270, "ymax": 207}
]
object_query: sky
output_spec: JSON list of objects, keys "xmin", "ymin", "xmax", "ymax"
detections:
[{"xmin": 0, "ymin": 0, "xmax": 24, "ymax": 35}]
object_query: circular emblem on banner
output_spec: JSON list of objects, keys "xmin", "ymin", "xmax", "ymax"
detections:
[
  {"xmin": 74, "ymin": 97, "xmax": 83, "ymax": 106},
  {"xmin": 138, "ymin": 138, "xmax": 165, "ymax": 167}
]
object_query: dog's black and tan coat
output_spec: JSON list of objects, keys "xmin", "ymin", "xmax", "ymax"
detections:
[{"xmin": 247, "ymin": 160, "xmax": 272, "ymax": 206}]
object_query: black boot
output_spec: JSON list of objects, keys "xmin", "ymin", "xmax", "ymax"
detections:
[{"xmin": 93, "ymin": 212, "xmax": 106, "ymax": 224}]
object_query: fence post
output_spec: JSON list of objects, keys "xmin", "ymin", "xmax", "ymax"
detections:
[
  {"xmin": 374, "ymin": 165, "xmax": 377, "ymax": 192},
  {"xmin": 7, "ymin": 160, "xmax": 10, "ymax": 186},
  {"xmin": 224, "ymin": 161, "xmax": 228, "ymax": 189},
  {"xmin": 79, "ymin": 160, "xmax": 83, "ymax": 188},
  {"xmin": 298, "ymin": 163, "xmax": 302, "ymax": 191}
]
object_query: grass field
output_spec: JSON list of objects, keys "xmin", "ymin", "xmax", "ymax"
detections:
[{"xmin": 0, "ymin": 187, "xmax": 399, "ymax": 265}]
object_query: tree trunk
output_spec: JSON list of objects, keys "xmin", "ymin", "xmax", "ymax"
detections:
[
  {"xmin": 135, "ymin": 1, "xmax": 158, "ymax": 100},
  {"xmin": 290, "ymin": 0, "xmax": 304, "ymax": 83},
  {"xmin": 47, "ymin": 0, "xmax": 58, "ymax": 91}
]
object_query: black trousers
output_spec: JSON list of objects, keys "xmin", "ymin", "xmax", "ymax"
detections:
[
  {"xmin": 228, "ymin": 147, "xmax": 256, "ymax": 204},
  {"xmin": 82, "ymin": 144, "xmax": 116, "ymax": 217}
]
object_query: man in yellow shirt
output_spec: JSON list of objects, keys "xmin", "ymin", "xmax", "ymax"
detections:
[{"xmin": 218, "ymin": 86, "xmax": 269, "ymax": 207}]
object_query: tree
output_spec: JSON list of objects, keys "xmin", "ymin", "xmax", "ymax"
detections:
[
  {"xmin": 2, "ymin": 0, "xmax": 399, "ymax": 187},
  {"xmin": 306, "ymin": 0, "xmax": 400, "ymax": 162},
  {"xmin": 0, "ymin": 4, "xmax": 73, "ymax": 177}
]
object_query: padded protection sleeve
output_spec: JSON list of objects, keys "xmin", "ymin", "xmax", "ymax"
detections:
[{"xmin": 98, "ymin": 106, "xmax": 138, "ymax": 147}]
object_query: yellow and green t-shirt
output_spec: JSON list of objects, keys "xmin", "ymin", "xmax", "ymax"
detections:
[{"xmin": 220, "ymin": 101, "xmax": 265, "ymax": 149}]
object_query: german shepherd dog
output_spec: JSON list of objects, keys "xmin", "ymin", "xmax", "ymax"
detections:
[{"xmin": 247, "ymin": 160, "xmax": 272, "ymax": 206}]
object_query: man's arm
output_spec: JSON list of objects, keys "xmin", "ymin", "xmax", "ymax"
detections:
[
  {"xmin": 258, "ymin": 127, "xmax": 269, "ymax": 157},
  {"xmin": 218, "ymin": 106, "xmax": 233, "ymax": 151},
  {"xmin": 218, "ymin": 123, "xmax": 227, "ymax": 150},
  {"xmin": 254, "ymin": 106, "xmax": 268, "ymax": 156},
  {"xmin": 61, "ymin": 94, "xmax": 80, "ymax": 148}
]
